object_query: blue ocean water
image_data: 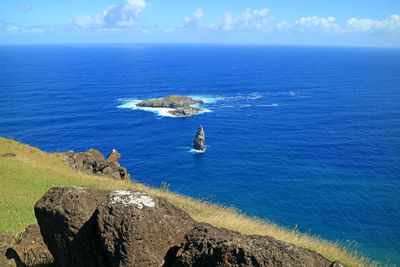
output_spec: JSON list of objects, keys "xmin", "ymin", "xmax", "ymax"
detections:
[{"xmin": 0, "ymin": 44, "xmax": 399, "ymax": 265}]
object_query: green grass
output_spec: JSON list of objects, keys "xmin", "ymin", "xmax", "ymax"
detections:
[{"xmin": 0, "ymin": 137, "xmax": 379, "ymax": 266}]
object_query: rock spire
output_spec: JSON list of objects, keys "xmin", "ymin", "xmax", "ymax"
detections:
[{"xmin": 193, "ymin": 125, "xmax": 205, "ymax": 151}]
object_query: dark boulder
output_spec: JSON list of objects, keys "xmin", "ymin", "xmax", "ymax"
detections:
[
  {"xmin": 34, "ymin": 186, "xmax": 110, "ymax": 267},
  {"xmin": 193, "ymin": 125, "xmax": 205, "ymax": 151},
  {"xmin": 56, "ymin": 148, "xmax": 131, "ymax": 181},
  {"xmin": 1, "ymin": 153, "xmax": 16, "ymax": 158},
  {"xmin": 35, "ymin": 186, "xmax": 196, "ymax": 267},
  {"xmin": 96, "ymin": 190, "xmax": 196, "ymax": 266},
  {"xmin": 168, "ymin": 223, "xmax": 334, "ymax": 267},
  {"xmin": 74, "ymin": 148, "xmax": 105, "ymax": 171}
]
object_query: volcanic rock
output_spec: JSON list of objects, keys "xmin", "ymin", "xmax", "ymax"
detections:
[
  {"xmin": 13, "ymin": 224, "xmax": 53, "ymax": 265},
  {"xmin": 56, "ymin": 148, "xmax": 131, "ymax": 180},
  {"xmin": 0, "ymin": 234, "xmax": 18, "ymax": 267},
  {"xmin": 168, "ymin": 107, "xmax": 202, "ymax": 117},
  {"xmin": 35, "ymin": 186, "xmax": 196, "ymax": 267},
  {"xmin": 137, "ymin": 95, "xmax": 204, "ymax": 109},
  {"xmin": 168, "ymin": 223, "xmax": 334, "ymax": 267},
  {"xmin": 96, "ymin": 190, "xmax": 196, "ymax": 266},
  {"xmin": 106, "ymin": 149, "xmax": 121, "ymax": 163},
  {"xmin": 34, "ymin": 186, "xmax": 110, "ymax": 267},
  {"xmin": 0, "ymin": 224, "xmax": 52, "ymax": 267},
  {"xmin": 193, "ymin": 125, "xmax": 205, "ymax": 151},
  {"xmin": 1, "ymin": 153, "xmax": 16, "ymax": 158}
]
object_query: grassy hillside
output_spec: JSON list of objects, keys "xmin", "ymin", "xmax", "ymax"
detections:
[{"xmin": 0, "ymin": 137, "xmax": 376, "ymax": 267}]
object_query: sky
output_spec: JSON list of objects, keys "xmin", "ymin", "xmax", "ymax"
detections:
[{"xmin": 0, "ymin": 0, "xmax": 399, "ymax": 47}]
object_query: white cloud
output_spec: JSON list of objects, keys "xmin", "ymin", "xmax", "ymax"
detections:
[
  {"xmin": 71, "ymin": 0, "xmax": 146, "ymax": 28},
  {"xmin": 180, "ymin": 9, "xmax": 400, "ymax": 38},
  {"xmin": 345, "ymin": 14, "xmax": 400, "ymax": 34},
  {"xmin": 7, "ymin": 26, "xmax": 45, "ymax": 34},
  {"xmin": 210, "ymin": 8, "xmax": 272, "ymax": 31},
  {"xmin": 183, "ymin": 8, "xmax": 204, "ymax": 28},
  {"xmin": 278, "ymin": 16, "xmax": 341, "ymax": 34},
  {"xmin": 71, "ymin": 15, "xmax": 104, "ymax": 28}
]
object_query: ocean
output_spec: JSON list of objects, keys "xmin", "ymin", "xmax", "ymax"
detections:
[{"xmin": 0, "ymin": 44, "xmax": 399, "ymax": 265}]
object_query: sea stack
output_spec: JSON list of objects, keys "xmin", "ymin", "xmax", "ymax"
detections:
[{"xmin": 194, "ymin": 125, "xmax": 205, "ymax": 151}]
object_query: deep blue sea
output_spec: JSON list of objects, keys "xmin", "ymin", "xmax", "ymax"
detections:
[{"xmin": 0, "ymin": 44, "xmax": 399, "ymax": 265}]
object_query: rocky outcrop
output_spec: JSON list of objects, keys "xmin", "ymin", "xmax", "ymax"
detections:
[
  {"xmin": 106, "ymin": 149, "xmax": 121, "ymax": 163},
  {"xmin": 137, "ymin": 95, "xmax": 204, "ymax": 109},
  {"xmin": 14, "ymin": 224, "xmax": 53, "ymax": 265},
  {"xmin": 34, "ymin": 186, "xmax": 345, "ymax": 267},
  {"xmin": 193, "ymin": 125, "xmax": 205, "ymax": 151},
  {"xmin": 136, "ymin": 95, "xmax": 205, "ymax": 117},
  {"xmin": 0, "ymin": 224, "xmax": 52, "ymax": 267},
  {"xmin": 168, "ymin": 107, "xmax": 202, "ymax": 117},
  {"xmin": 56, "ymin": 148, "xmax": 131, "ymax": 181},
  {"xmin": 1, "ymin": 153, "xmax": 16, "ymax": 158},
  {"xmin": 168, "ymin": 223, "xmax": 333, "ymax": 267},
  {"xmin": 0, "ymin": 234, "xmax": 18, "ymax": 267}
]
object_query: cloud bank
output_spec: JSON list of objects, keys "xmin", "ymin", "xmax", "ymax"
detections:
[{"xmin": 71, "ymin": 0, "xmax": 146, "ymax": 28}]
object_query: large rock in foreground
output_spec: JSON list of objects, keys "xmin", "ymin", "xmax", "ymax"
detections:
[
  {"xmin": 35, "ymin": 186, "xmax": 196, "ymax": 267},
  {"xmin": 34, "ymin": 186, "xmax": 110, "ymax": 267},
  {"xmin": 56, "ymin": 148, "xmax": 131, "ymax": 181},
  {"xmin": 34, "ymin": 186, "xmax": 343, "ymax": 267},
  {"xmin": 97, "ymin": 190, "xmax": 195, "ymax": 266},
  {"xmin": 169, "ymin": 223, "xmax": 333, "ymax": 267}
]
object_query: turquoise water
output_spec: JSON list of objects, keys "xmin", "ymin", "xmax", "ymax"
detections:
[{"xmin": 0, "ymin": 44, "xmax": 399, "ymax": 265}]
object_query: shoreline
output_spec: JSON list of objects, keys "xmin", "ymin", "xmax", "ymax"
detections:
[{"xmin": 0, "ymin": 137, "xmax": 376, "ymax": 266}]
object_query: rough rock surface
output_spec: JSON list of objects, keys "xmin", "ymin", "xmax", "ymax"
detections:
[
  {"xmin": 34, "ymin": 186, "xmax": 110, "ymax": 267},
  {"xmin": 14, "ymin": 224, "xmax": 53, "ymax": 265},
  {"xmin": 168, "ymin": 223, "xmax": 333, "ymax": 267},
  {"xmin": 96, "ymin": 190, "xmax": 196, "ymax": 266},
  {"xmin": 35, "ymin": 186, "xmax": 196, "ymax": 267},
  {"xmin": 106, "ymin": 149, "xmax": 121, "ymax": 163},
  {"xmin": 0, "ymin": 234, "xmax": 18, "ymax": 267},
  {"xmin": 193, "ymin": 125, "xmax": 205, "ymax": 151},
  {"xmin": 1, "ymin": 153, "xmax": 16, "ymax": 158},
  {"xmin": 34, "ymin": 186, "xmax": 345, "ymax": 267},
  {"xmin": 137, "ymin": 95, "xmax": 204, "ymax": 109},
  {"xmin": 168, "ymin": 107, "xmax": 202, "ymax": 117},
  {"xmin": 56, "ymin": 148, "xmax": 130, "ymax": 180},
  {"xmin": 0, "ymin": 224, "xmax": 52, "ymax": 267}
]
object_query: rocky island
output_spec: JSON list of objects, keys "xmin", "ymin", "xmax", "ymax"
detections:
[
  {"xmin": 136, "ymin": 95, "xmax": 205, "ymax": 117},
  {"xmin": 194, "ymin": 125, "xmax": 206, "ymax": 151}
]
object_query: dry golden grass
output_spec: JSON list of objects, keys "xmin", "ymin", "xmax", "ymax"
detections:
[{"xmin": 0, "ymin": 137, "xmax": 378, "ymax": 267}]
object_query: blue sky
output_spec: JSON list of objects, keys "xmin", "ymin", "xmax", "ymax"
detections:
[{"xmin": 0, "ymin": 0, "xmax": 399, "ymax": 47}]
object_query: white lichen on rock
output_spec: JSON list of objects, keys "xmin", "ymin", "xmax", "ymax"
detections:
[{"xmin": 110, "ymin": 190, "xmax": 156, "ymax": 209}]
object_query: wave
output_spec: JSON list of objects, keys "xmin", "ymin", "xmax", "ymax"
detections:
[
  {"xmin": 255, "ymin": 103, "xmax": 279, "ymax": 107},
  {"xmin": 189, "ymin": 147, "xmax": 207, "ymax": 153},
  {"xmin": 187, "ymin": 95, "xmax": 223, "ymax": 104}
]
